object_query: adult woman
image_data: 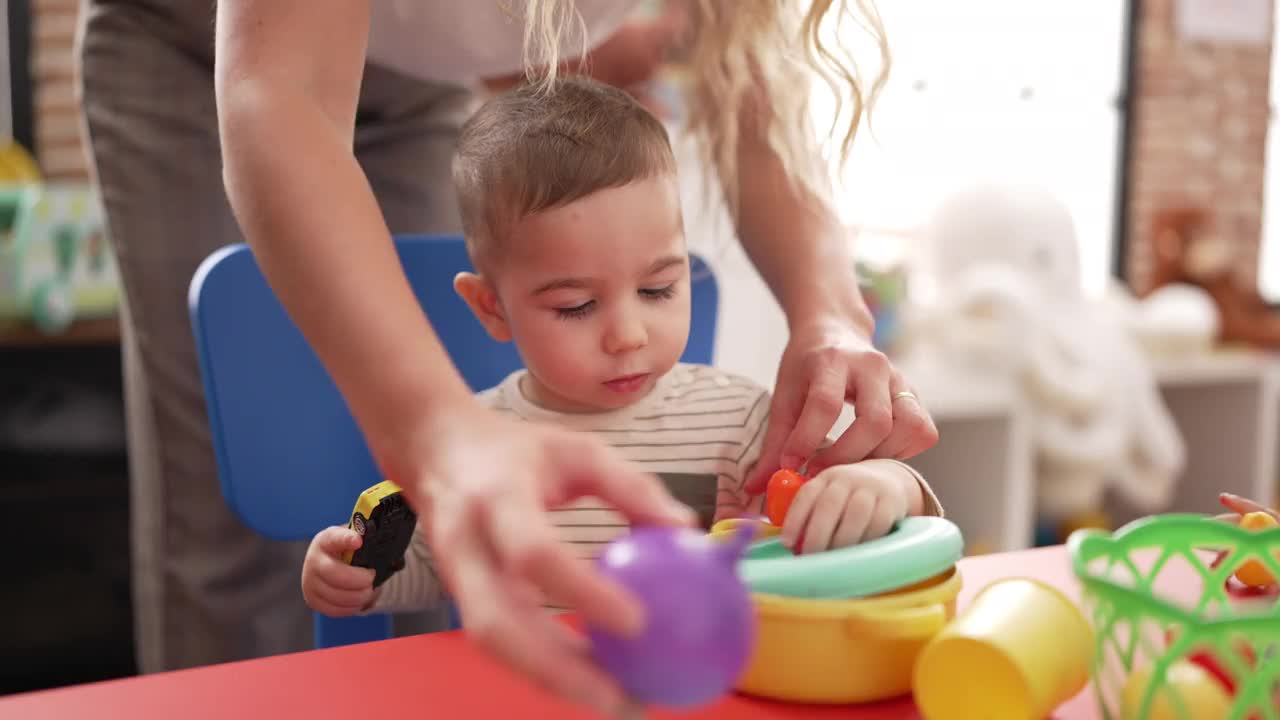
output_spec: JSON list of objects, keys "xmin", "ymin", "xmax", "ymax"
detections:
[{"xmin": 78, "ymin": 0, "xmax": 936, "ymax": 713}]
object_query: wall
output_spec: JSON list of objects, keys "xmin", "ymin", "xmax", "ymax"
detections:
[
  {"xmin": 24, "ymin": 1, "xmax": 1276, "ymax": 340},
  {"xmin": 1126, "ymin": 0, "xmax": 1274, "ymax": 293},
  {"xmin": 29, "ymin": 0, "xmax": 1275, "ymax": 287},
  {"xmin": 671, "ymin": 134, "xmax": 789, "ymax": 389},
  {"xmin": 31, "ymin": 0, "xmax": 87, "ymax": 180}
]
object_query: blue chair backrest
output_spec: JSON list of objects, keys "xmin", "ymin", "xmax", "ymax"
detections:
[{"xmin": 188, "ymin": 234, "xmax": 719, "ymax": 648}]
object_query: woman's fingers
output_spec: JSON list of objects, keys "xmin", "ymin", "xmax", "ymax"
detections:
[
  {"xmin": 780, "ymin": 355, "xmax": 850, "ymax": 471},
  {"xmin": 807, "ymin": 355, "xmax": 893, "ymax": 475},
  {"xmin": 865, "ymin": 373, "xmax": 937, "ymax": 462},
  {"xmin": 489, "ymin": 494, "xmax": 643, "ymax": 638},
  {"xmin": 444, "ymin": 504, "xmax": 629, "ymax": 715},
  {"xmin": 559, "ymin": 436, "xmax": 695, "ymax": 528}
]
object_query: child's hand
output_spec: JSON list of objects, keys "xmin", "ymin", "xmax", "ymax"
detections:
[
  {"xmin": 301, "ymin": 526, "xmax": 377, "ymax": 617},
  {"xmin": 779, "ymin": 461, "xmax": 910, "ymax": 554},
  {"xmin": 1215, "ymin": 493, "xmax": 1280, "ymax": 524}
]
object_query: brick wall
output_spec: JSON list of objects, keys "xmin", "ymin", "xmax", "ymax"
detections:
[
  {"xmin": 1126, "ymin": 0, "xmax": 1274, "ymax": 293},
  {"xmin": 31, "ymin": 0, "xmax": 88, "ymax": 181}
]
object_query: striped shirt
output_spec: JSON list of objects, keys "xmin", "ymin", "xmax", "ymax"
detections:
[{"xmin": 371, "ymin": 363, "xmax": 942, "ymax": 613}]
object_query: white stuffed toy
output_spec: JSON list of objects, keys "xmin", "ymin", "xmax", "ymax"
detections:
[{"xmin": 904, "ymin": 182, "xmax": 1190, "ymax": 520}]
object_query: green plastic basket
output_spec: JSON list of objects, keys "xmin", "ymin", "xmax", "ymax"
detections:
[{"xmin": 1069, "ymin": 514, "xmax": 1280, "ymax": 720}]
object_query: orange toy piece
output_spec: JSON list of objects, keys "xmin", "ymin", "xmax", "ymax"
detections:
[
  {"xmin": 1234, "ymin": 511, "xmax": 1279, "ymax": 588},
  {"xmin": 765, "ymin": 469, "xmax": 809, "ymax": 527}
]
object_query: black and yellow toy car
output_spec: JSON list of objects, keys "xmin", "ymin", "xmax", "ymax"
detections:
[{"xmin": 342, "ymin": 480, "xmax": 417, "ymax": 587}]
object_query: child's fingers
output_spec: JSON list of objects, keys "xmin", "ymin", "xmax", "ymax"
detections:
[
  {"xmin": 797, "ymin": 480, "xmax": 851, "ymax": 554},
  {"xmin": 302, "ymin": 563, "xmax": 373, "ymax": 614},
  {"xmin": 316, "ymin": 526, "xmax": 363, "ymax": 555},
  {"xmin": 779, "ymin": 476, "xmax": 826, "ymax": 551},
  {"xmin": 311, "ymin": 583, "xmax": 375, "ymax": 614},
  {"xmin": 831, "ymin": 488, "xmax": 876, "ymax": 548},
  {"xmin": 318, "ymin": 555, "xmax": 376, "ymax": 592},
  {"xmin": 862, "ymin": 496, "xmax": 899, "ymax": 542},
  {"xmin": 1219, "ymin": 493, "xmax": 1279, "ymax": 521},
  {"xmin": 311, "ymin": 595, "xmax": 371, "ymax": 618}
]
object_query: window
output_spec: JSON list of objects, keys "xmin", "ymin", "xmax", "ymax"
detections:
[
  {"xmin": 1258, "ymin": 14, "xmax": 1280, "ymax": 301},
  {"xmin": 813, "ymin": 1, "xmax": 1130, "ymax": 297}
]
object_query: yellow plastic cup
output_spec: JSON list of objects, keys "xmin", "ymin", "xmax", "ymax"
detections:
[{"xmin": 913, "ymin": 578, "xmax": 1093, "ymax": 720}]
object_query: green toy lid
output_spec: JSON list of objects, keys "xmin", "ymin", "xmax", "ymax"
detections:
[{"xmin": 739, "ymin": 516, "xmax": 964, "ymax": 600}]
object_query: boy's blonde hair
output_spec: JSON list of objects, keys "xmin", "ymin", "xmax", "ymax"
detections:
[{"xmin": 453, "ymin": 77, "xmax": 676, "ymax": 266}]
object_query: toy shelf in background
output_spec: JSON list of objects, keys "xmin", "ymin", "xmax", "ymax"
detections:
[
  {"xmin": 0, "ymin": 179, "xmax": 119, "ymax": 336},
  {"xmin": 856, "ymin": 258, "xmax": 908, "ymax": 356}
]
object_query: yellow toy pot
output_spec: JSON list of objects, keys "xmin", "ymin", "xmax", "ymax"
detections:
[{"xmin": 735, "ymin": 566, "xmax": 963, "ymax": 703}]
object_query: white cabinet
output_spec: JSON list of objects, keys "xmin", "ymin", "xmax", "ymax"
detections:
[
  {"xmin": 895, "ymin": 351, "xmax": 1280, "ymax": 554},
  {"xmin": 675, "ymin": 132, "xmax": 1280, "ymax": 556},
  {"xmin": 1145, "ymin": 352, "xmax": 1280, "ymax": 518},
  {"xmin": 900, "ymin": 375, "xmax": 1034, "ymax": 554}
]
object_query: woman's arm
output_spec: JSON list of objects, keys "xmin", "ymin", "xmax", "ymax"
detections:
[
  {"xmin": 732, "ymin": 101, "xmax": 874, "ymax": 339},
  {"xmin": 214, "ymin": 5, "xmax": 689, "ymax": 714},
  {"xmin": 728, "ymin": 92, "xmax": 939, "ymax": 491},
  {"xmin": 215, "ymin": 1, "xmax": 473, "ymax": 480}
]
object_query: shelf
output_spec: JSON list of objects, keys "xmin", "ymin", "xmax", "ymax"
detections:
[
  {"xmin": 1150, "ymin": 349, "xmax": 1279, "ymax": 387},
  {"xmin": 0, "ymin": 316, "xmax": 121, "ymax": 349},
  {"xmin": 918, "ymin": 375, "xmax": 1020, "ymax": 422},
  {"xmin": 891, "ymin": 356, "xmax": 1021, "ymax": 422}
]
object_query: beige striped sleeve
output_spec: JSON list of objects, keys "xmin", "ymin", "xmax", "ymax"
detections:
[
  {"xmin": 367, "ymin": 527, "xmax": 446, "ymax": 614},
  {"xmin": 734, "ymin": 395, "xmax": 770, "ymax": 483},
  {"xmin": 714, "ymin": 387, "xmax": 770, "ymax": 522},
  {"xmin": 890, "ymin": 460, "xmax": 945, "ymax": 517}
]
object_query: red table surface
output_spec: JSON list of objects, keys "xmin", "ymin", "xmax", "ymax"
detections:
[{"xmin": 0, "ymin": 547, "xmax": 1108, "ymax": 719}]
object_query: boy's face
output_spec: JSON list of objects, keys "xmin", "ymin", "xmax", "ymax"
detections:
[{"xmin": 489, "ymin": 174, "xmax": 690, "ymax": 412}]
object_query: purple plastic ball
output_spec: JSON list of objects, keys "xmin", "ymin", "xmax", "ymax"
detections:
[{"xmin": 587, "ymin": 525, "xmax": 756, "ymax": 708}]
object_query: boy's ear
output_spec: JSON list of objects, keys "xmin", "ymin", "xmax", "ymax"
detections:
[{"xmin": 453, "ymin": 272, "xmax": 512, "ymax": 342}]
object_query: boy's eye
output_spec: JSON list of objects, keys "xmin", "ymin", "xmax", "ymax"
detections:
[
  {"xmin": 640, "ymin": 284, "xmax": 676, "ymax": 300},
  {"xmin": 555, "ymin": 301, "xmax": 595, "ymax": 320}
]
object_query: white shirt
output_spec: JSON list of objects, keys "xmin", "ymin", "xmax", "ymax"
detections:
[{"xmin": 367, "ymin": 0, "xmax": 642, "ymax": 86}]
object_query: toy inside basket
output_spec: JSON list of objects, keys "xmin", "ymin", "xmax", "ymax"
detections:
[{"xmin": 1069, "ymin": 514, "xmax": 1279, "ymax": 720}]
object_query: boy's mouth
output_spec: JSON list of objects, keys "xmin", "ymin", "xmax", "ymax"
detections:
[{"xmin": 603, "ymin": 373, "xmax": 651, "ymax": 394}]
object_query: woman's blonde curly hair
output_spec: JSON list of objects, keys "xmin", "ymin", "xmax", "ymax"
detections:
[{"xmin": 519, "ymin": 0, "xmax": 889, "ymax": 218}]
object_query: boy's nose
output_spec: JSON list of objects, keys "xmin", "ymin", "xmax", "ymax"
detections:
[{"xmin": 604, "ymin": 316, "xmax": 648, "ymax": 354}]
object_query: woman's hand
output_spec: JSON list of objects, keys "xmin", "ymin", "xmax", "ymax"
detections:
[
  {"xmin": 747, "ymin": 318, "xmax": 938, "ymax": 492},
  {"xmin": 1216, "ymin": 493, "xmax": 1280, "ymax": 524},
  {"xmin": 408, "ymin": 401, "xmax": 695, "ymax": 715},
  {"xmin": 718, "ymin": 48, "xmax": 937, "ymax": 492}
]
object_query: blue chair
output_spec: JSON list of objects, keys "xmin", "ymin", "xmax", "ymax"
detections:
[{"xmin": 188, "ymin": 234, "xmax": 719, "ymax": 649}]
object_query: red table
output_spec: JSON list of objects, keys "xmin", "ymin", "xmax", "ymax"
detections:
[{"xmin": 0, "ymin": 547, "xmax": 1102, "ymax": 719}]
